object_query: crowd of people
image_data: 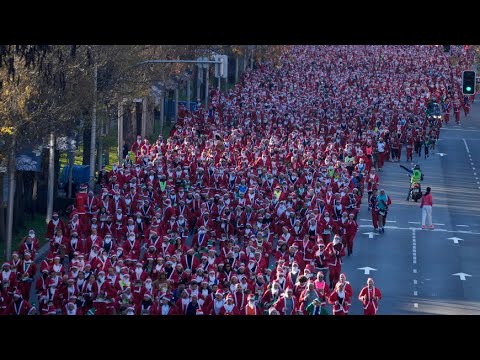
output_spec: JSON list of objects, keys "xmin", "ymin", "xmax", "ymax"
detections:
[{"xmin": 0, "ymin": 45, "xmax": 474, "ymax": 315}]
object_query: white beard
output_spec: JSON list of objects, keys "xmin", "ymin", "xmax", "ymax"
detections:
[
  {"xmin": 2, "ymin": 270, "xmax": 11, "ymax": 281},
  {"xmin": 66, "ymin": 305, "xmax": 77, "ymax": 315}
]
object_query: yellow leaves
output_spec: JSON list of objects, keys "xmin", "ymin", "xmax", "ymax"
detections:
[{"xmin": 0, "ymin": 126, "xmax": 14, "ymax": 135}]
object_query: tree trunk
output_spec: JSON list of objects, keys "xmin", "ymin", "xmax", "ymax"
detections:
[
  {"xmin": 14, "ymin": 171, "xmax": 24, "ymax": 229},
  {"xmin": 54, "ymin": 149, "xmax": 60, "ymax": 202},
  {"xmin": 23, "ymin": 172, "xmax": 34, "ymax": 221},
  {"xmin": 46, "ymin": 132, "xmax": 55, "ymax": 223},
  {"xmin": 235, "ymin": 56, "xmax": 239, "ymax": 83},
  {"xmin": 98, "ymin": 139, "xmax": 103, "ymax": 173},
  {"xmin": 0, "ymin": 172, "xmax": 5, "ymax": 244},
  {"xmin": 6, "ymin": 141, "xmax": 16, "ymax": 261},
  {"xmin": 68, "ymin": 146, "xmax": 74, "ymax": 198},
  {"xmin": 32, "ymin": 172, "xmax": 38, "ymax": 213},
  {"xmin": 83, "ymin": 125, "xmax": 91, "ymax": 165}
]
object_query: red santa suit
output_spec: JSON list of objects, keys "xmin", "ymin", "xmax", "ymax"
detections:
[
  {"xmin": 17, "ymin": 259, "xmax": 36, "ymax": 300},
  {"xmin": 219, "ymin": 299, "xmax": 240, "ymax": 315},
  {"xmin": 46, "ymin": 217, "xmax": 67, "ymax": 239},
  {"xmin": 75, "ymin": 189, "xmax": 89, "ymax": 232},
  {"xmin": 343, "ymin": 217, "xmax": 358, "ymax": 255},
  {"xmin": 243, "ymin": 300, "xmax": 261, "ymax": 315},
  {"xmin": 273, "ymin": 294, "xmax": 299, "ymax": 315},
  {"xmin": 328, "ymin": 287, "xmax": 351, "ymax": 315},
  {"xmin": 358, "ymin": 285, "xmax": 382, "ymax": 315},
  {"xmin": 6, "ymin": 294, "xmax": 35, "ymax": 315},
  {"xmin": 64, "ymin": 302, "xmax": 83, "ymax": 315},
  {"xmin": 324, "ymin": 239, "xmax": 346, "ymax": 288}
]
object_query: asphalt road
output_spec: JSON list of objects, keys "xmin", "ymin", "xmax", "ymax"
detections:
[{"xmin": 342, "ymin": 100, "xmax": 480, "ymax": 315}]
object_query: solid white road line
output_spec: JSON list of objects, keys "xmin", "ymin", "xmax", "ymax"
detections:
[
  {"xmin": 463, "ymin": 138, "xmax": 471, "ymax": 154},
  {"xmin": 358, "ymin": 224, "xmax": 480, "ymax": 234},
  {"xmin": 442, "ymin": 128, "xmax": 480, "ymax": 132}
]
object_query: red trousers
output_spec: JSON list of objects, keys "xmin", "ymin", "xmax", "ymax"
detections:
[
  {"xmin": 322, "ymin": 233, "xmax": 331, "ymax": 243},
  {"xmin": 377, "ymin": 152, "xmax": 385, "ymax": 168},
  {"xmin": 345, "ymin": 233, "xmax": 356, "ymax": 253},
  {"xmin": 328, "ymin": 265, "xmax": 341, "ymax": 285},
  {"xmin": 455, "ymin": 111, "xmax": 460, "ymax": 123},
  {"xmin": 444, "ymin": 113, "xmax": 450, "ymax": 124},
  {"xmin": 371, "ymin": 210, "xmax": 379, "ymax": 229},
  {"xmin": 18, "ymin": 281, "xmax": 32, "ymax": 301},
  {"xmin": 364, "ymin": 304, "xmax": 377, "ymax": 315},
  {"xmin": 406, "ymin": 147, "xmax": 413, "ymax": 161}
]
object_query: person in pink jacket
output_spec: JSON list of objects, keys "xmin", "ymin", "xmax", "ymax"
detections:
[{"xmin": 420, "ymin": 187, "xmax": 433, "ymax": 229}]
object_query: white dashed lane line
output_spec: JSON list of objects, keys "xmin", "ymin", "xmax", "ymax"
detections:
[{"xmin": 412, "ymin": 229, "xmax": 418, "ymax": 307}]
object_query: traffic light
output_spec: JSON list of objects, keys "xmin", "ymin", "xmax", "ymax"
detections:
[{"xmin": 462, "ymin": 71, "xmax": 476, "ymax": 95}]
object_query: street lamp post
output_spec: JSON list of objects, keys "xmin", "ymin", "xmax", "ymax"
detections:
[{"xmin": 89, "ymin": 64, "xmax": 98, "ymax": 191}]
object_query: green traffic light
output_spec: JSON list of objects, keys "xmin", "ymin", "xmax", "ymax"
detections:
[{"xmin": 466, "ymin": 86, "xmax": 472, "ymax": 92}]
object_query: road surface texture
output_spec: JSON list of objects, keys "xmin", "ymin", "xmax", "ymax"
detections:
[{"xmin": 341, "ymin": 100, "xmax": 480, "ymax": 314}]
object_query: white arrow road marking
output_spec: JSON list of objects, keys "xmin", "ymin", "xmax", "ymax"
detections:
[
  {"xmin": 448, "ymin": 237, "xmax": 464, "ymax": 244},
  {"xmin": 363, "ymin": 232, "xmax": 378, "ymax": 239},
  {"xmin": 358, "ymin": 267, "xmax": 377, "ymax": 275},
  {"xmin": 452, "ymin": 273, "xmax": 472, "ymax": 281},
  {"xmin": 437, "ymin": 153, "xmax": 447, "ymax": 157}
]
